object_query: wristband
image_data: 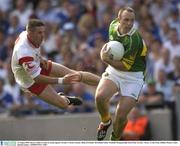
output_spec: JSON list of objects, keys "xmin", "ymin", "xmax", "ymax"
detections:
[{"xmin": 58, "ymin": 78, "xmax": 64, "ymax": 84}]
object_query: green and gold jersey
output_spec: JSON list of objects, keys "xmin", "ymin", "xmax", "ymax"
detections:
[{"xmin": 109, "ymin": 19, "xmax": 147, "ymax": 72}]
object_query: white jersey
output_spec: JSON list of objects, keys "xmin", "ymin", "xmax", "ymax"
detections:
[{"xmin": 11, "ymin": 31, "xmax": 42, "ymax": 88}]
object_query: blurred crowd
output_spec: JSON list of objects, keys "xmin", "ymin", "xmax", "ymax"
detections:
[{"xmin": 0, "ymin": 0, "xmax": 180, "ymax": 139}]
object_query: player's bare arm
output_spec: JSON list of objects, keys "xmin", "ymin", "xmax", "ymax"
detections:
[
  {"xmin": 79, "ymin": 71, "xmax": 100, "ymax": 86},
  {"xmin": 34, "ymin": 72, "xmax": 82, "ymax": 85},
  {"xmin": 40, "ymin": 58, "xmax": 100, "ymax": 86}
]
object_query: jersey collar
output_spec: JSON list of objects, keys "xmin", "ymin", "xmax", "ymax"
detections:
[
  {"xmin": 116, "ymin": 25, "xmax": 136, "ymax": 37},
  {"xmin": 27, "ymin": 34, "xmax": 40, "ymax": 48}
]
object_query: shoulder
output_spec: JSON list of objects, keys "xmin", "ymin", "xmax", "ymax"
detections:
[
  {"xmin": 110, "ymin": 19, "xmax": 119, "ymax": 25},
  {"xmin": 109, "ymin": 19, "xmax": 119, "ymax": 38},
  {"xmin": 14, "ymin": 32, "xmax": 33, "ymax": 55},
  {"xmin": 131, "ymin": 29, "xmax": 141, "ymax": 38},
  {"xmin": 109, "ymin": 19, "xmax": 119, "ymax": 29}
]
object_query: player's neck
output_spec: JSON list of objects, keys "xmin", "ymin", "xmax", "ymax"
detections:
[
  {"xmin": 27, "ymin": 34, "xmax": 39, "ymax": 48},
  {"xmin": 118, "ymin": 25, "xmax": 131, "ymax": 35}
]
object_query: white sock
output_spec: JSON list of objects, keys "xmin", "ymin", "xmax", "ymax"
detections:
[{"xmin": 102, "ymin": 119, "xmax": 111, "ymax": 126}]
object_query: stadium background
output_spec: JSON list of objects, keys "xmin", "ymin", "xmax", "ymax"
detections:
[{"xmin": 0, "ymin": 0, "xmax": 179, "ymax": 140}]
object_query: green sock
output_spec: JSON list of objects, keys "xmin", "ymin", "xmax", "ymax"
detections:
[{"xmin": 110, "ymin": 132, "xmax": 119, "ymax": 141}]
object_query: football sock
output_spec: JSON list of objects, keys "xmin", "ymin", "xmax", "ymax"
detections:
[
  {"xmin": 110, "ymin": 132, "xmax": 120, "ymax": 141},
  {"xmin": 101, "ymin": 114, "xmax": 111, "ymax": 124}
]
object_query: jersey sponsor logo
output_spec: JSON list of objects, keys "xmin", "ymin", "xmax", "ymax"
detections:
[{"xmin": 103, "ymin": 72, "xmax": 109, "ymax": 77}]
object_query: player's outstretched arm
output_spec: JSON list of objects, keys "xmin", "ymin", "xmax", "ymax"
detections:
[
  {"xmin": 40, "ymin": 60, "xmax": 100, "ymax": 86},
  {"xmin": 78, "ymin": 71, "xmax": 101, "ymax": 86},
  {"xmin": 34, "ymin": 72, "xmax": 82, "ymax": 85}
]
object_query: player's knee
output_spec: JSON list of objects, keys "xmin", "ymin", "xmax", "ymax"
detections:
[
  {"xmin": 57, "ymin": 102, "xmax": 68, "ymax": 109},
  {"xmin": 56, "ymin": 95, "xmax": 69, "ymax": 109},
  {"xmin": 95, "ymin": 90, "xmax": 106, "ymax": 103}
]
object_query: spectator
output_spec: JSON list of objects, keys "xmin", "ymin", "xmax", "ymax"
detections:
[
  {"xmin": 140, "ymin": 80, "xmax": 164, "ymax": 109},
  {"xmin": 122, "ymin": 106, "xmax": 151, "ymax": 140},
  {"xmin": 156, "ymin": 69, "xmax": 177, "ymax": 140},
  {"xmin": 159, "ymin": 20, "xmax": 170, "ymax": 43},
  {"xmin": 0, "ymin": 0, "xmax": 12, "ymax": 12},
  {"xmin": 0, "ymin": 77, "xmax": 14, "ymax": 111},
  {"xmin": 4, "ymin": 71, "xmax": 21, "ymax": 106},
  {"xmin": 0, "ymin": 28, "xmax": 8, "ymax": 62},
  {"xmin": 0, "ymin": 9, "xmax": 9, "ymax": 35},
  {"xmin": 0, "ymin": 28, "xmax": 8, "ymax": 79},
  {"xmin": 11, "ymin": 0, "xmax": 33, "ymax": 27},
  {"xmin": 156, "ymin": 69, "xmax": 175, "ymax": 103},
  {"xmin": 149, "ymin": 0, "xmax": 172, "ymax": 25},
  {"xmin": 163, "ymin": 28, "xmax": 180, "ymax": 61},
  {"xmin": 10, "ymin": 91, "xmax": 40, "ymax": 117},
  {"xmin": 168, "ymin": 56, "xmax": 180, "ymax": 86},
  {"xmin": 147, "ymin": 40, "xmax": 161, "ymax": 80},
  {"xmin": 77, "ymin": 13, "xmax": 95, "ymax": 43},
  {"xmin": 154, "ymin": 48, "xmax": 174, "ymax": 81},
  {"xmin": 7, "ymin": 13, "xmax": 24, "ymax": 36},
  {"xmin": 167, "ymin": 8, "xmax": 180, "ymax": 36},
  {"xmin": 36, "ymin": 0, "xmax": 57, "ymax": 24}
]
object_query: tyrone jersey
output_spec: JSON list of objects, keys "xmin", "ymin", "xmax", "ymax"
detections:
[
  {"xmin": 108, "ymin": 19, "xmax": 147, "ymax": 72},
  {"xmin": 11, "ymin": 31, "xmax": 42, "ymax": 88}
]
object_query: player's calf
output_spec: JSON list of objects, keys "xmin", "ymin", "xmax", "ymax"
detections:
[{"xmin": 58, "ymin": 92, "xmax": 82, "ymax": 106}]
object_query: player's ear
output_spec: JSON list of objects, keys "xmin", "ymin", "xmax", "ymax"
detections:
[{"xmin": 116, "ymin": 17, "xmax": 120, "ymax": 23}]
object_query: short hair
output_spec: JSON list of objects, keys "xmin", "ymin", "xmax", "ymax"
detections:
[
  {"xmin": 26, "ymin": 19, "xmax": 45, "ymax": 31},
  {"xmin": 118, "ymin": 7, "xmax": 135, "ymax": 18}
]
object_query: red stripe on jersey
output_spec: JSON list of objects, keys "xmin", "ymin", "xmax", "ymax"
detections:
[{"xmin": 19, "ymin": 56, "xmax": 34, "ymax": 65}]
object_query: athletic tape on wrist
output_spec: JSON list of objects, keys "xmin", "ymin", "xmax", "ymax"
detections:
[{"xmin": 58, "ymin": 78, "xmax": 63, "ymax": 84}]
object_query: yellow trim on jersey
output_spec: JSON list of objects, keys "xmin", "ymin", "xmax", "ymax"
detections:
[
  {"xmin": 141, "ymin": 40, "xmax": 147, "ymax": 56},
  {"xmin": 122, "ymin": 58, "xmax": 134, "ymax": 70},
  {"xmin": 122, "ymin": 60, "xmax": 131, "ymax": 70}
]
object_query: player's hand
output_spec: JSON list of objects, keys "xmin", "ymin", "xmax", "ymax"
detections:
[
  {"xmin": 63, "ymin": 72, "xmax": 82, "ymax": 84},
  {"xmin": 100, "ymin": 44, "xmax": 111, "ymax": 63}
]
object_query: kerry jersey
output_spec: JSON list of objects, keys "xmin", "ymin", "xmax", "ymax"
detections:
[{"xmin": 109, "ymin": 19, "xmax": 147, "ymax": 72}]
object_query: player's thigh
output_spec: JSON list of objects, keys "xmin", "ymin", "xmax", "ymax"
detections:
[
  {"xmin": 38, "ymin": 85, "xmax": 67, "ymax": 108},
  {"xmin": 50, "ymin": 62, "xmax": 75, "ymax": 77},
  {"xmin": 95, "ymin": 78, "xmax": 118, "ymax": 101}
]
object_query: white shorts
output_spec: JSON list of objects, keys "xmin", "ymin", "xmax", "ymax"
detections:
[{"xmin": 102, "ymin": 66, "xmax": 144, "ymax": 100}]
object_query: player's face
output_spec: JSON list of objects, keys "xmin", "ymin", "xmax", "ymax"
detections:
[
  {"xmin": 31, "ymin": 26, "xmax": 45, "ymax": 46},
  {"xmin": 119, "ymin": 10, "xmax": 135, "ymax": 33}
]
